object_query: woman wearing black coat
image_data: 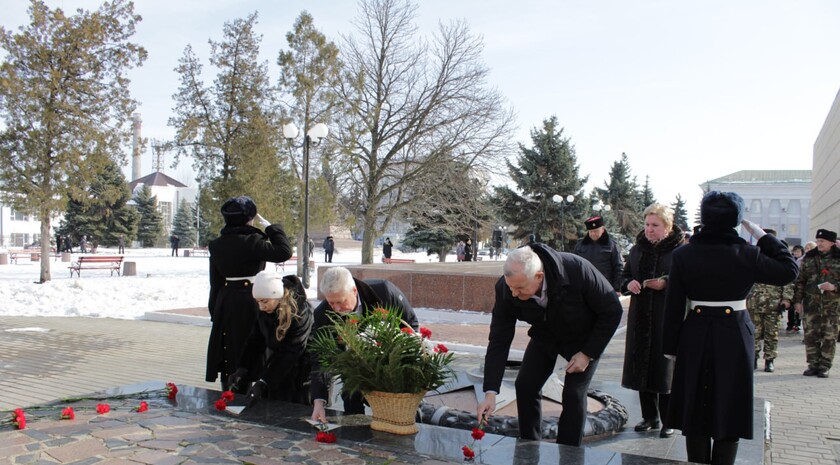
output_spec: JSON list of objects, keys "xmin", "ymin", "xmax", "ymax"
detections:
[
  {"xmin": 206, "ymin": 196, "xmax": 293, "ymax": 392},
  {"xmin": 464, "ymin": 238, "xmax": 473, "ymax": 262},
  {"xmin": 620, "ymin": 203, "xmax": 682, "ymax": 438},
  {"xmin": 663, "ymin": 191, "xmax": 798, "ymax": 465},
  {"xmin": 228, "ymin": 271, "xmax": 313, "ymax": 406}
]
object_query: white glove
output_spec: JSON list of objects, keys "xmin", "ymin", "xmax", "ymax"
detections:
[
  {"xmin": 255, "ymin": 214, "xmax": 271, "ymax": 228},
  {"xmin": 741, "ymin": 219, "xmax": 766, "ymax": 240}
]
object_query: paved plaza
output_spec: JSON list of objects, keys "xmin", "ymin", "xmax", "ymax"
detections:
[{"xmin": 1, "ymin": 311, "xmax": 838, "ymax": 464}]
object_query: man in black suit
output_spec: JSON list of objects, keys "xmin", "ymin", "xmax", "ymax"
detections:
[
  {"xmin": 477, "ymin": 243, "xmax": 622, "ymax": 446},
  {"xmin": 309, "ymin": 266, "xmax": 418, "ymax": 422}
]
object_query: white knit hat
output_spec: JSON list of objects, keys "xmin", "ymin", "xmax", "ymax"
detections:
[{"xmin": 252, "ymin": 270, "xmax": 284, "ymax": 299}]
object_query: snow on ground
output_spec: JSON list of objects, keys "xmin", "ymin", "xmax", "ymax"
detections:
[{"xmin": 0, "ymin": 245, "xmax": 476, "ymax": 320}]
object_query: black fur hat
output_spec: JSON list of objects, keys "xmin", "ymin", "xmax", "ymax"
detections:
[
  {"xmin": 700, "ymin": 191, "xmax": 744, "ymax": 229},
  {"xmin": 220, "ymin": 196, "xmax": 257, "ymax": 226}
]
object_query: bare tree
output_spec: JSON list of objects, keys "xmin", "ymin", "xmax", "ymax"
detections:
[{"xmin": 333, "ymin": 0, "xmax": 515, "ymax": 264}]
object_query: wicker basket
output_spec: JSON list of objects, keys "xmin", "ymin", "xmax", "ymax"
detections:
[{"xmin": 363, "ymin": 391, "xmax": 425, "ymax": 435}]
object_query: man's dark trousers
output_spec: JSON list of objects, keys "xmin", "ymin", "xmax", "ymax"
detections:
[{"xmin": 515, "ymin": 338, "xmax": 599, "ymax": 446}]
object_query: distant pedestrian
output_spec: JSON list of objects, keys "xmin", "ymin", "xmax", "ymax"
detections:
[
  {"xmin": 322, "ymin": 236, "xmax": 334, "ymax": 263},
  {"xmin": 56, "ymin": 234, "xmax": 63, "ymax": 255},
  {"xmin": 118, "ymin": 235, "xmax": 125, "ymax": 254},
  {"xmin": 456, "ymin": 241, "xmax": 465, "ymax": 262},
  {"xmin": 63, "ymin": 235, "xmax": 72, "ymax": 253},
  {"xmin": 79, "ymin": 235, "xmax": 88, "ymax": 254},
  {"xmin": 464, "ymin": 238, "xmax": 473, "ymax": 262},
  {"xmin": 308, "ymin": 238, "xmax": 315, "ymax": 259},
  {"xmin": 170, "ymin": 234, "xmax": 180, "ymax": 257},
  {"xmin": 383, "ymin": 237, "xmax": 393, "ymax": 263}
]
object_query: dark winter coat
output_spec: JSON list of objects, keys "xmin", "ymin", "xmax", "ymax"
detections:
[
  {"xmin": 309, "ymin": 278, "xmax": 418, "ymax": 401},
  {"xmin": 205, "ymin": 223, "xmax": 293, "ymax": 385},
  {"xmin": 573, "ymin": 230, "xmax": 624, "ymax": 291},
  {"xmin": 663, "ymin": 227, "xmax": 797, "ymax": 439},
  {"xmin": 322, "ymin": 238, "xmax": 335, "ymax": 252},
  {"xmin": 464, "ymin": 243, "xmax": 473, "ymax": 261},
  {"xmin": 383, "ymin": 240, "xmax": 393, "ymax": 259},
  {"xmin": 483, "ymin": 243, "xmax": 623, "ymax": 393},
  {"xmin": 619, "ymin": 227, "xmax": 682, "ymax": 394},
  {"xmin": 238, "ymin": 275, "xmax": 313, "ymax": 404}
]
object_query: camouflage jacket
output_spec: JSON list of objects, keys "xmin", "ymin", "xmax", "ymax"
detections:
[
  {"xmin": 793, "ymin": 246, "xmax": 840, "ymax": 313},
  {"xmin": 748, "ymin": 281, "xmax": 793, "ymax": 314}
]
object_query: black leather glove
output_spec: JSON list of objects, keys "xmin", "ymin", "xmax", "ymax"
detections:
[
  {"xmin": 227, "ymin": 368, "xmax": 248, "ymax": 392},
  {"xmin": 246, "ymin": 380, "xmax": 267, "ymax": 407}
]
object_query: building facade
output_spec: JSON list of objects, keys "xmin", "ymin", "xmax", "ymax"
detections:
[
  {"xmin": 701, "ymin": 170, "xmax": 812, "ymax": 246},
  {"xmin": 812, "ymin": 88, "xmax": 840, "ymax": 236},
  {"xmin": 0, "ymin": 205, "xmax": 48, "ymax": 248}
]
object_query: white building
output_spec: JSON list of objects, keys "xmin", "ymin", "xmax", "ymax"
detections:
[
  {"xmin": 0, "ymin": 205, "xmax": 48, "ymax": 248},
  {"xmin": 701, "ymin": 170, "xmax": 812, "ymax": 246},
  {"xmin": 128, "ymin": 171, "xmax": 196, "ymax": 234},
  {"xmin": 812, "ymin": 88, "xmax": 840, "ymax": 236}
]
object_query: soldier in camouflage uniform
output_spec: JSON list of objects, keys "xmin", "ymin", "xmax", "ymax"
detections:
[
  {"xmin": 793, "ymin": 229, "xmax": 840, "ymax": 378},
  {"xmin": 748, "ymin": 230, "xmax": 793, "ymax": 373}
]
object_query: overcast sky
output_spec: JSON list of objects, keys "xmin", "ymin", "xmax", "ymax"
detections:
[{"xmin": 3, "ymin": 0, "xmax": 839, "ymax": 225}]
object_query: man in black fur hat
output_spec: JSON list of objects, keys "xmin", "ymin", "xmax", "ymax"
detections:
[
  {"xmin": 793, "ymin": 228, "xmax": 840, "ymax": 378},
  {"xmin": 573, "ymin": 215, "xmax": 624, "ymax": 293}
]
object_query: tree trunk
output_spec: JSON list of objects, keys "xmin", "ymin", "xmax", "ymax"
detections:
[
  {"xmin": 39, "ymin": 213, "xmax": 52, "ymax": 283},
  {"xmin": 361, "ymin": 213, "xmax": 378, "ymax": 265}
]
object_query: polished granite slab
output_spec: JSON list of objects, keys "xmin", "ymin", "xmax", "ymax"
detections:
[{"xmin": 82, "ymin": 381, "xmax": 763, "ymax": 465}]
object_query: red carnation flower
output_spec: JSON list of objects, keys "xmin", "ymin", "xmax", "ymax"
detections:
[
  {"xmin": 61, "ymin": 407, "xmax": 75, "ymax": 420},
  {"xmin": 315, "ymin": 431, "xmax": 337, "ymax": 443},
  {"xmin": 215, "ymin": 399, "xmax": 227, "ymax": 411},
  {"xmin": 822, "ymin": 269, "xmax": 830, "ymax": 275},
  {"xmin": 401, "ymin": 327, "xmax": 414, "ymax": 335},
  {"xmin": 165, "ymin": 382, "xmax": 178, "ymax": 400},
  {"xmin": 420, "ymin": 327, "xmax": 432, "ymax": 339},
  {"xmin": 471, "ymin": 427, "xmax": 485, "ymax": 440},
  {"xmin": 134, "ymin": 401, "xmax": 149, "ymax": 413},
  {"xmin": 96, "ymin": 403, "xmax": 111, "ymax": 414},
  {"xmin": 12, "ymin": 409, "xmax": 26, "ymax": 430},
  {"xmin": 462, "ymin": 445, "xmax": 475, "ymax": 460},
  {"xmin": 435, "ymin": 343, "xmax": 449, "ymax": 353},
  {"xmin": 221, "ymin": 391, "xmax": 235, "ymax": 401}
]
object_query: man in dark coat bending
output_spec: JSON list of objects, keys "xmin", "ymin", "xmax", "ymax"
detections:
[
  {"xmin": 477, "ymin": 243, "xmax": 623, "ymax": 446},
  {"xmin": 309, "ymin": 266, "xmax": 418, "ymax": 422}
]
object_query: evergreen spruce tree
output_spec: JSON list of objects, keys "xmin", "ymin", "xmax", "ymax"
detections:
[
  {"xmin": 134, "ymin": 185, "xmax": 163, "ymax": 247},
  {"xmin": 640, "ymin": 175, "xmax": 656, "ymax": 209},
  {"xmin": 171, "ymin": 199, "xmax": 196, "ymax": 247},
  {"xmin": 596, "ymin": 152, "xmax": 642, "ymax": 239},
  {"xmin": 672, "ymin": 193, "xmax": 690, "ymax": 233},
  {"xmin": 58, "ymin": 160, "xmax": 139, "ymax": 248},
  {"xmin": 493, "ymin": 116, "xmax": 588, "ymax": 250}
]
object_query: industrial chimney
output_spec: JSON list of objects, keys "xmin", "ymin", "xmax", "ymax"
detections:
[{"xmin": 131, "ymin": 113, "xmax": 142, "ymax": 181}]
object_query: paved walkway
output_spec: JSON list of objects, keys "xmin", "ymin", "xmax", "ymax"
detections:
[{"xmin": 1, "ymin": 313, "xmax": 838, "ymax": 464}]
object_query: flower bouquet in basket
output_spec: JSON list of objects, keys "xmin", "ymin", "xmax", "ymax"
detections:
[{"xmin": 309, "ymin": 306, "xmax": 455, "ymax": 434}]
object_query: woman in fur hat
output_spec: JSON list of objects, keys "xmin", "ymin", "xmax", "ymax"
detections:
[
  {"xmin": 663, "ymin": 191, "xmax": 798, "ymax": 465},
  {"xmin": 620, "ymin": 203, "xmax": 683, "ymax": 438},
  {"xmin": 227, "ymin": 270, "xmax": 313, "ymax": 406},
  {"xmin": 205, "ymin": 196, "xmax": 293, "ymax": 392}
]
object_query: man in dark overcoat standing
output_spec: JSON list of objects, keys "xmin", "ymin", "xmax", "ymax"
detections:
[
  {"xmin": 205, "ymin": 196, "xmax": 293, "ymax": 392},
  {"xmin": 476, "ymin": 243, "xmax": 622, "ymax": 446},
  {"xmin": 663, "ymin": 191, "xmax": 798, "ymax": 465}
]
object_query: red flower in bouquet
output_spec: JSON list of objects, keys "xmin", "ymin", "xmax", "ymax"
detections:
[
  {"xmin": 61, "ymin": 407, "xmax": 75, "ymax": 420},
  {"xmin": 134, "ymin": 401, "xmax": 149, "ymax": 413},
  {"xmin": 821, "ymin": 269, "xmax": 830, "ymax": 275},
  {"xmin": 462, "ymin": 445, "xmax": 475, "ymax": 460},
  {"xmin": 373, "ymin": 307, "xmax": 389, "ymax": 317},
  {"xmin": 434, "ymin": 343, "xmax": 449, "ymax": 353},
  {"xmin": 165, "ymin": 383, "xmax": 178, "ymax": 400},
  {"xmin": 315, "ymin": 431, "xmax": 337, "ymax": 443},
  {"xmin": 96, "ymin": 404, "xmax": 111, "ymax": 414},
  {"xmin": 401, "ymin": 327, "xmax": 414, "ymax": 335},
  {"xmin": 471, "ymin": 427, "xmax": 485, "ymax": 440},
  {"xmin": 221, "ymin": 391, "xmax": 235, "ymax": 402},
  {"xmin": 419, "ymin": 327, "xmax": 432, "ymax": 339},
  {"xmin": 214, "ymin": 399, "xmax": 227, "ymax": 411},
  {"xmin": 12, "ymin": 408, "xmax": 26, "ymax": 430}
]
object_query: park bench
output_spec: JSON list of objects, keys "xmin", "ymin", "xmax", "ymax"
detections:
[
  {"xmin": 8, "ymin": 249, "xmax": 56, "ymax": 263},
  {"xmin": 274, "ymin": 256, "xmax": 317, "ymax": 272},
  {"xmin": 384, "ymin": 258, "xmax": 416, "ymax": 264},
  {"xmin": 69, "ymin": 255, "xmax": 124, "ymax": 277},
  {"xmin": 191, "ymin": 247, "xmax": 209, "ymax": 257}
]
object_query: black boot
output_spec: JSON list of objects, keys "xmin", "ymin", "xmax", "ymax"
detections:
[
  {"xmin": 765, "ymin": 359, "xmax": 775, "ymax": 372},
  {"xmin": 686, "ymin": 436, "xmax": 711, "ymax": 464},
  {"xmin": 711, "ymin": 438, "xmax": 739, "ymax": 465}
]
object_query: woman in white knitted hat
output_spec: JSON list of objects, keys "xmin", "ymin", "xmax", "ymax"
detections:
[{"xmin": 227, "ymin": 270, "xmax": 313, "ymax": 406}]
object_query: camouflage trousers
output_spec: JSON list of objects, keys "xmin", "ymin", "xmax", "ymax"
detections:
[
  {"xmin": 751, "ymin": 310, "xmax": 781, "ymax": 360},
  {"xmin": 803, "ymin": 310, "xmax": 840, "ymax": 372}
]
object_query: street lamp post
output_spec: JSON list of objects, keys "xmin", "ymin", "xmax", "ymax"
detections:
[
  {"xmin": 552, "ymin": 194, "xmax": 575, "ymax": 251},
  {"xmin": 283, "ymin": 122, "xmax": 329, "ymax": 289}
]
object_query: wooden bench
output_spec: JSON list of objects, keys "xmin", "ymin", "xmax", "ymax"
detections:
[
  {"xmin": 274, "ymin": 256, "xmax": 317, "ymax": 272},
  {"xmin": 69, "ymin": 255, "xmax": 124, "ymax": 277},
  {"xmin": 191, "ymin": 247, "xmax": 209, "ymax": 257},
  {"xmin": 384, "ymin": 258, "xmax": 416, "ymax": 264},
  {"xmin": 8, "ymin": 250, "xmax": 56, "ymax": 263}
]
